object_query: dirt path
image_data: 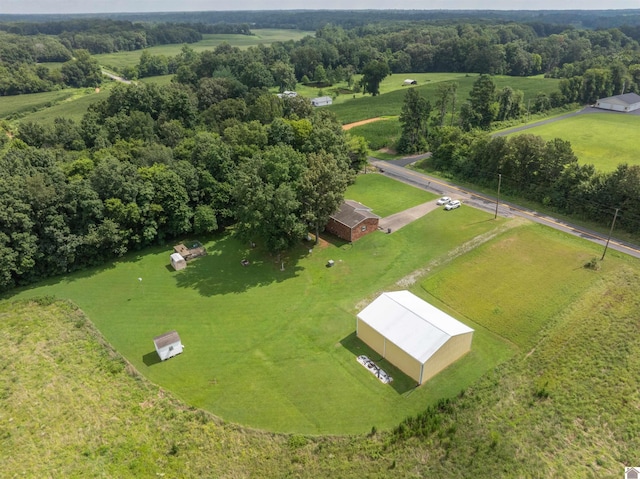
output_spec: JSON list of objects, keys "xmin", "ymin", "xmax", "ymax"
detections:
[{"xmin": 342, "ymin": 117, "xmax": 384, "ymax": 130}]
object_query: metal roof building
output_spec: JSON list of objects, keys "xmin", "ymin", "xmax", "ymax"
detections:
[
  {"xmin": 356, "ymin": 291, "xmax": 474, "ymax": 385},
  {"xmin": 595, "ymin": 93, "xmax": 640, "ymax": 112}
]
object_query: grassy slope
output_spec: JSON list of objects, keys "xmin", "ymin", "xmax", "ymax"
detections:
[
  {"xmin": 6, "ymin": 174, "xmax": 512, "ymax": 435},
  {"xmin": 509, "ymin": 113, "xmax": 640, "ymax": 171},
  {"xmin": 3, "ymin": 226, "xmax": 640, "ymax": 477},
  {"xmin": 329, "ymin": 74, "xmax": 561, "ymax": 124}
]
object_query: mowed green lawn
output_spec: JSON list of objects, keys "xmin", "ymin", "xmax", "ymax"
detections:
[
  {"xmin": 95, "ymin": 29, "xmax": 313, "ymax": 71},
  {"xmin": 421, "ymin": 222, "xmax": 610, "ymax": 349},
  {"xmin": 6, "ymin": 174, "xmax": 617, "ymax": 434},
  {"xmin": 509, "ymin": 113, "xmax": 640, "ymax": 171},
  {"xmin": 8, "ymin": 174, "xmax": 514, "ymax": 434}
]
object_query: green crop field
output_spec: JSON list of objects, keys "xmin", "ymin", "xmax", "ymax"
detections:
[
  {"xmin": 329, "ymin": 74, "xmax": 561, "ymax": 124},
  {"xmin": 508, "ymin": 113, "xmax": 640, "ymax": 171},
  {"xmin": 7, "ymin": 174, "xmax": 513, "ymax": 435},
  {"xmin": 0, "ymin": 89, "xmax": 77, "ymax": 120},
  {"xmin": 95, "ymin": 29, "xmax": 313, "ymax": 71},
  {"xmin": 17, "ymin": 84, "xmax": 115, "ymax": 125}
]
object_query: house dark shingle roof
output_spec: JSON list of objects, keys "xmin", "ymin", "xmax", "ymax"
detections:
[
  {"xmin": 154, "ymin": 330, "xmax": 181, "ymax": 349},
  {"xmin": 331, "ymin": 200, "xmax": 380, "ymax": 228}
]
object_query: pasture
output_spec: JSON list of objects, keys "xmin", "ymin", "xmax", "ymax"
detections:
[
  {"xmin": 7, "ymin": 174, "xmax": 513, "ymax": 434},
  {"xmin": 508, "ymin": 112, "xmax": 640, "ymax": 171},
  {"xmin": 0, "ymin": 89, "xmax": 77, "ymax": 120},
  {"xmin": 17, "ymin": 84, "xmax": 114, "ymax": 125},
  {"xmin": 95, "ymin": 29, "xmax": 313, "ymax": 71},
  {"xmin": 329, "ymin": 74, "xmax": 561, "ymax": 124}
]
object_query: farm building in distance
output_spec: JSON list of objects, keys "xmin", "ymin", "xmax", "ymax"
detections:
[
  {"xmin": 325, "ymin": 200, "xmax": 380, "ymax": 242},
  {"xmin": 403, "ymin": 79, "xmax": 418, "ymax": 85},
  {"xmin": 311, "ymin": 96, "xmax": 333, "ymax": 107},
  {"xmin": 356, "ymin": 291, "xmax": 474, "ymax": 385},
  {"xmin": 594, "ymin": 93, "xmax": 640, "ymax": 112},
  {"xmin": 153, "ymin": 330, "xmax": 184, "ymax": 361}
]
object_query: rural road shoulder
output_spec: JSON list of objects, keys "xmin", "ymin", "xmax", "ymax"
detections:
[{"xmin": 369, "ymin": 157, "xmax": 640, "ymax": 260}]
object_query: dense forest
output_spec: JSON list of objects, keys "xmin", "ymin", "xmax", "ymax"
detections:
[
  {"xmin": 1, "ymin": 12, "xmax": 640, "ymax": 291},
  {"xmin": 3, "ymin": 13, "xmax": 640, "ymax": 97}
]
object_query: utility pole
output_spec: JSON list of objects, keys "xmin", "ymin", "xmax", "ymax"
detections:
[
  {"xmin": 601, "ymin": 208, "xmax": 620, "ymax": 261},
  {"xmin": 494, "ymin": 173, "xmax": 502, "ymax": 220}
]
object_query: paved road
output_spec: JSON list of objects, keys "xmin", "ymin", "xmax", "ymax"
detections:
[{"xmin": 369, "ymin": 158, "xmax": 640, "ymax": 260}]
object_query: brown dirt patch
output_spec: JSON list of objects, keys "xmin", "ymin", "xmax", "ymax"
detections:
[{"xmin": 342, "ymin": 117, "xmax": 384, "ymax": 130}]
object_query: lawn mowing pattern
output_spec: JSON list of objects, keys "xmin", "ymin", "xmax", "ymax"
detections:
[
  {"xmin": 420, "ymin": 222, "xmax": 610, "ymax": 349},
  {"xmin": 509, "ymin": 113, "xmax": 640, "ymax": 171},
  {"xmin": 344, "ymin": 172, "xmax": 433, "ymax": 218},
  {"xmin": 6, "ymin": 174, "xmax": 511, "ymax": 434}
]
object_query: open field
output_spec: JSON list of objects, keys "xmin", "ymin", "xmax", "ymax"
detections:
[
  {"xmin": 17, "ymin": 83, "xmax": 115, "ymax": 125},
  {"xmin": 346, "ymin": 117, "xmax": 401, "ymax": 151},
  {"xmin": 0, "ymin": 89, "xmax": 77, "ymax": 120},
  {"xmin": 329, "ymin": 74, "xmax": 561, "ymax": 124},
  {"xmin": 7, "ymin": 174, "xmax": 514, "ymax": 434},
  {"xmin": 95, "ymin": 29, "xmax": 313, "ymax": 71},
  {"xmin": 508, "ymin": 113, "xmax": 640, "ymax": 171},
  {"xmin": 421, "ymin": 223, "xmax": 606, "ymax": 349},
  {"xmin": 4, "ymin": 201, "xmax": 640, "ymax": 477}
]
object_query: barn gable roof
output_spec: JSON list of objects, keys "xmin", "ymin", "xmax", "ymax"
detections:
[
  {"xmin": 597, "ymin": 92, "xmax": 640, "ymax": 106},
  {"xmin": 154, "ymin": 330, "xmax": 181, "ymax": 349},
  {"xmin": 330, "ymin": 200, "xmax": 380, "ymax": 228},
  {"xmin": 357, "ymin": 291, "xmax": 473, "ymax": 363}
]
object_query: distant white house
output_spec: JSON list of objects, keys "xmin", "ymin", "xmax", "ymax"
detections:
[
  {"xmin": 311, "ymin": 96, "xmax": 333, "ymax": 107},
  {"xmin": 594, "ymin": 93, "xmax": 640, "ymax": 112},
  {"xmin": 154, "ymin": 330, "xmax": 184, "ymax": 361},
  {"xmin": 170, "ymin": 252, "xmax": 186, "ymax": 271},
  {"xmin": 403, "ymin": 79, "xmax": 418, "ymax": 86},
  {"xmin": 277, "ymin": 90, "xmax": 298, "ymax": 98}
]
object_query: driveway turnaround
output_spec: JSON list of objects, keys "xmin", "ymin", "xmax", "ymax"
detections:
[{"xmin": 379, "ymin": 201, "xmax": 440, "ymax": 233}]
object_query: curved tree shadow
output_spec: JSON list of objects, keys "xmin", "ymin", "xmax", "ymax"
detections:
[{"xmin": 172, "ymin": 234, "xmax": 307, "ymax": 297}]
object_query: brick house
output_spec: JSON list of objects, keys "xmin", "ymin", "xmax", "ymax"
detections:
[{"xmin": 325, "ymin": 200, "xmax": 380, "ymax": 242}]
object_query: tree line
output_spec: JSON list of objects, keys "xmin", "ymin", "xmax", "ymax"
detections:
[{"xmin": 0, "ymin": 66, "xmax": 367, "ymax": 290}]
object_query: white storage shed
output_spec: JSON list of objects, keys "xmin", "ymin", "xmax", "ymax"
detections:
[
  {"xmin": 311, "ymin": 96, "xmax": 333, "ymax": 107},
  {"xmin": 170, "ymin": 252, "xmax": 186, "ymax": 271},
  {"xmin": 154, "ymin": 330, "xmax": 184, "ymax": 361}
]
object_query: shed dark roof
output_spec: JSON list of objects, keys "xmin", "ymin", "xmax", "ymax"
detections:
[
  {"xmin": 598, "ymin": 93, "xmax": 640, "ymax": 106},
  {"xmin": 330, "ymin": 200, "xmax": 380, "ymax": 228},
  {"xmin": 154, "ymin": 330, "xmax": 181, "ymax": 349}
]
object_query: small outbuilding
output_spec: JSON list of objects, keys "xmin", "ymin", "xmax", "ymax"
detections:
[
  {"xmin": 325, "ymin": 200, "xmax": 380, "ymax": 242},
  {"xmin": 311, "ymin": 96, "xmax": 333, "ymax": 107},
  {"xmin": 594, "ymin": 93, "xmax": 640, "ymax": 112},
  {"xmin": 403, "ymin": 79, "xmax": 418, "ymax": 85},
  {"xmin": 170, "ymin": 252, "xmax": 186, "ymax": 271},
  {"xmin": 173, "ymin": 242, "xmax": 207, "ymax": 261},
  {"xmin": 356, "ymin": 291, "xmax": 474, "ymax": 385},
  {"xmin": 154, "ymin": 330, "xmax": 184, "ymax": 361}
]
